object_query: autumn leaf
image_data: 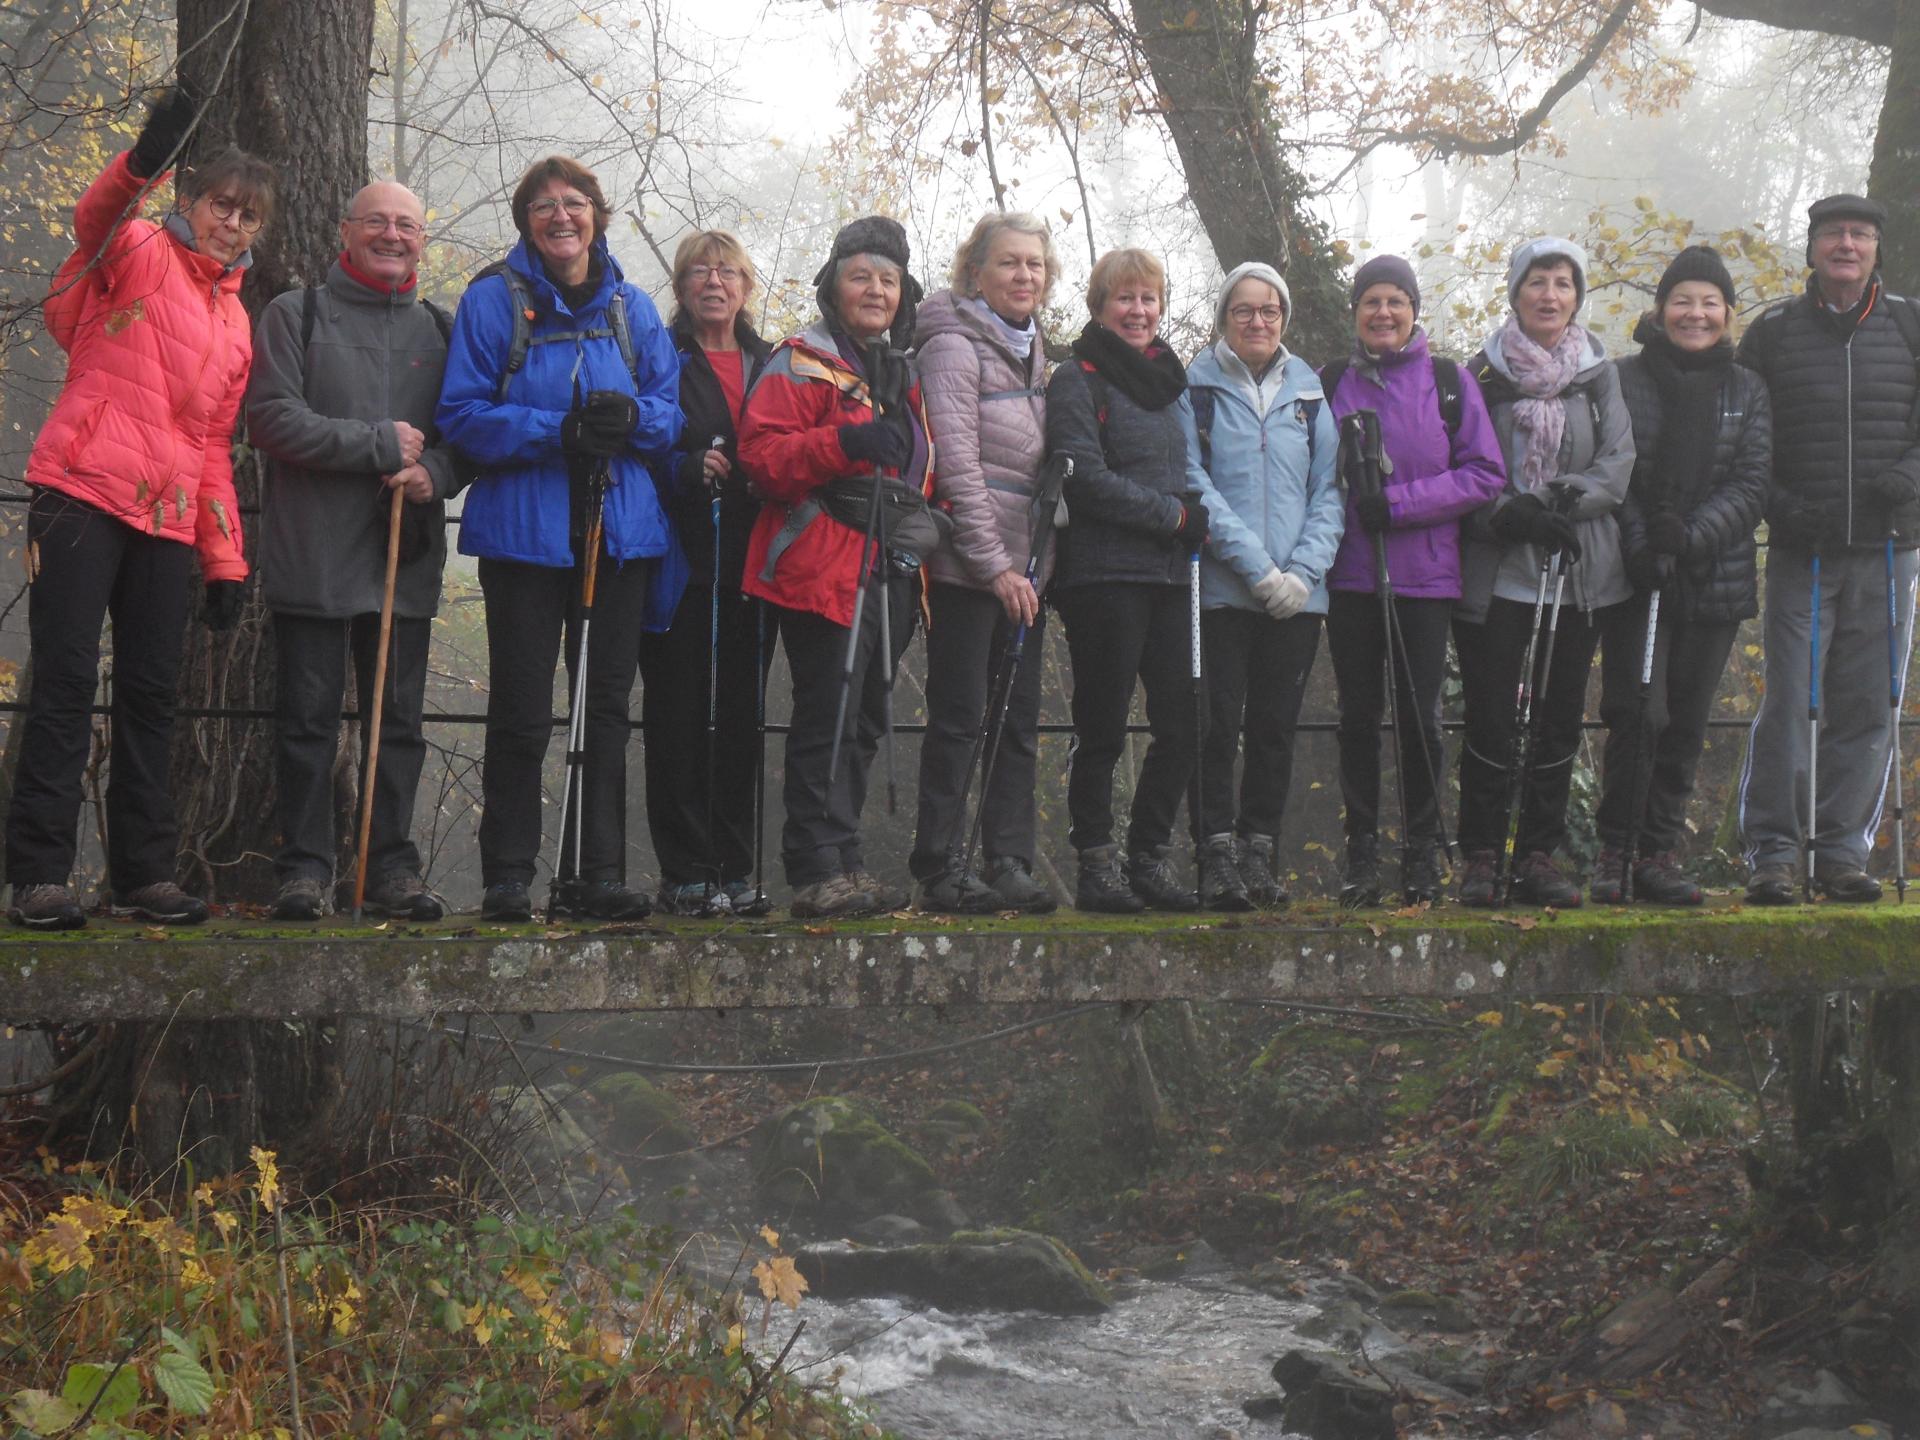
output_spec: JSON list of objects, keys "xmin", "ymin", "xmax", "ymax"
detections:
[
  {"xmin": 753, "ymin": 1254, "xmax": 809, "ymax": 1309},
  {"xmin": 1473, "ymin": 1010, "xmax": 1504, "ymax": 1028},
  {"xmin": 250, "ymin": 1146, "xmax": 282, "ymax": 1212},
  {"xmin": 759, "ymin": 1225, "xmax": 780, "ymax": 1249}
]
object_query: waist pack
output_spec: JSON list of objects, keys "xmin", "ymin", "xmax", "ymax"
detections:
[{"xmin": 760, "ymin": 473, "xmax": 951, "ymax": 581}]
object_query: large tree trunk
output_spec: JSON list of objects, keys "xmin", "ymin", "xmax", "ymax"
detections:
[
  {"xmin": 1867, "ymin": 0, "xmax": 1920, "ymax": 292},
  {"xmin": 1126, "ymin": 0, "xmax": 1349, "ymax": 359},
  {"xmin": 62, "ymin": 0, "xmax": 375, "ymax": 1178}
]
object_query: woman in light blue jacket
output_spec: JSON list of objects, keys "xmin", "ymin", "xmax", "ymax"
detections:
[{"xmin": 1185, "ymin": 261, "xmax": 1344, "ymax": 909}]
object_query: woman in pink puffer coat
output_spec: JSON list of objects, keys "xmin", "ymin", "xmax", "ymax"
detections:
[{"xmin": 907, "ymin": 212, "xmax": 1060, "ymax": 913}]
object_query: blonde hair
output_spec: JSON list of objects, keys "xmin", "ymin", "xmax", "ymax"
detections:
[
  {"xmin": 670, "ymin": 230, "xmax": 757, "ymax": 314},
  {"xmin": 1086, "ymin": 248, "xmax": 1166, "ymax": 316},
  {"xmin": 950, "ymin": 211, "xmax": 1059, "ymax": 306}
]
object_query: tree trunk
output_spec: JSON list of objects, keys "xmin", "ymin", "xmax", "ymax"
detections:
[
  {"xmin": 59, "ymin": 0, "xmax": 376, "ymax": 1178},
  {"xmin": 1125, "ymin": 0, "xmax": 1349, "ymax": 359},
  {"xmin": 1867, "ymin": 0, "xmax": 1920, "ymax": 293}
]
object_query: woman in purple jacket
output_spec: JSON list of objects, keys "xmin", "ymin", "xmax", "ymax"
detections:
[{"xmin": 1323, "ymin": 256, "xmax": 1507, "ymax": 905}]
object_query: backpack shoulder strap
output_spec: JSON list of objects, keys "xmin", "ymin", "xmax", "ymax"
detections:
[
  {"xmin": 422, "ymin": 298, "xmax": 453, "ymax": 345},
  {"xmin": 469, "ymin": 260, "xmax": 531, "ymax": 403},
  {"xmin": 300, "ymin": 284, "xmax": 318, "ymax": 354},
  {"xmin": 1318, "ymin": 357, "xmax": 1349, "ymax": 398},
  {"xmin": 605, "ymin": 289, "xmax": 640, "ymax": 385},
  {"xmin": 1432, "ymin": 355, "xmax": 1463, "ymax": 437},
  {"xmin": 1190, "ymin": 385, "xmax": 1215, "ymax": 469},
  {"xmin": 1885, "ymin": 291, "xmax": 1920, "ymax": 364}
]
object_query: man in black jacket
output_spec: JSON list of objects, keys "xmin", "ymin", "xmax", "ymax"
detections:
[{"xmin": 1737, "ymin": 195, "xmax": 1920, "ymax": 904}]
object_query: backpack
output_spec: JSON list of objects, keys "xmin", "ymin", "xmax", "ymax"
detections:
[
  {"xmin": 1079, "ymin": 360, "xmax": 1321, "ymax": 472},
  {"xmin": 1318, "ymin": 355, "xmax": 1464, "ymax": 439},
  {"xmin": 1471, "ymin": 358, "xmax": 1605, "ymax": 438},
  {"xmin": 300, "ymin": 283, "xmax": 451, "ymax": 351},
  {"xmin": 466, "ymin": 259, "xmax": 640, "ymax": 403}
]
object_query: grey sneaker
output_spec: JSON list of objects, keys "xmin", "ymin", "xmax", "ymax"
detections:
[
  {"xmin": 113, "ymin": 881, "xmax": 209, "ymax": 925},
  {"xmin": 10, "ymin": 882, "xmax": 86, "ymax": 931},
  {"xmin": 657, "ymin": 881, "xmax": 731, "ymax": 917},
  {"xmin": 363, "ymin": 870, "xmax": 445, "ymax": 922},
  {"xmin": 846, "ymin": 869, "xmax": 909, "ymax": 912},
  {"xmin": 271, "ymin": 876, "xmax": 328, "ymax": 922},
  {"xmin": 723, "ymin": 879, "xmax": 774, "ymax": 918},
  {"xmin": 791, "ymin": 873, "xmax": 879, "ymax": 919},
  {"xmin": 918, "ymin": 865, "xmax": 1000, "ymax": 915}
]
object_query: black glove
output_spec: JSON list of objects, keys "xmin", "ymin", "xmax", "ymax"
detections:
[
  {"xmin": 128, "ymin": 87, "xmax": 197, "ymax": 180},
  {"xmin": 1860, "ymin": 468, "xmax": 1920, "ymax": 510},
  {"xmin": 1175, "ymin": 500, "xmax": 1211, "ymax": 550},
  {"xmin": 1768, "ymin": 490, "xmax": 1834, "ymax": 549},
  {"xmin": 1644, "ymin": 509, "xmax": 1688, "ymax": 557},
  {"xmin": 838, "ymin": 420, "xmax": 910, "ymax": 470},
  {"xmin": 562, "ymin": 389, "xmax": 639, "ymax": 459},
  {"xmin": 1355, "ymin": 492, "xmax": 1392, "ymax": 536},
  {"xmin": 204, "ymin": 579, "xmax": 246, "ymax": 632},
  {"xmin": 1490, "ymin": 492, "xmax": 1582, "ymax": 561},
  {"xmin": 1626, "ymin": 549, "xmax": 1674, "ymax": 593},
  {"xmin": 674, "ymin": 449, "xmax": 711, "ymax": 492}
]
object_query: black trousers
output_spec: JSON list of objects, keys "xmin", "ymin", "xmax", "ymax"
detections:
[
  {"xmin": 909, "ymin": 582, "xmax": 1047, "ymax": 879},
  {"xmin": 273, "ymin": 610, "xmax": 431, "ymax": 886},
  {"xmin": 6, "ymin": 489, "xmax": 192, "ymax": 891},
  {"xmin": 638, "ymin": 584, "xmax": 771, "ymax": 888},
  {"xmin": 1453, "ymin": 593, "xmax": 1607, "ymax": 859},
  {"xmin": 1326, "ymin": 589, "xmax": 1451, "ymax": 844},
  {"xmin": 776, "ymin": 576, "xmax": 917, "ymax": 887},
  {"xmin": 477, "ymin": 553, "xmax": 650, "ymax": 887},
  {"xmin": 1055, "ymin": 582, "xmax": 1198, "ymax": 853},
  {"xmin": 1594, "ymin": 596, "xmax": 1739, "ymax": 855},
  {"xmin": 1198, "ymin": 606, "xmax": 1321, "ymax": 842}
]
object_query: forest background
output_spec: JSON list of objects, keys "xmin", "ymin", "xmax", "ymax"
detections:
[{"xmin": 0, "ymin": 0, "xmax": 1905, "ymax": 909}]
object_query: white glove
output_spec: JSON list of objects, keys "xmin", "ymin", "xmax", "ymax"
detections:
[
  {"xmin": 1249, "ymin": 566, "xmax": 1288, "ymax": 611},
  {"xmin": 1266, "ymin": 570, "xmax": 1311, "ymax": 620}
]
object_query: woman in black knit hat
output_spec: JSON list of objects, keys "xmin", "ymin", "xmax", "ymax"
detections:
[{"xmin": 1593, "ymin": 245, "xmax": 1772, "ymax": 904}]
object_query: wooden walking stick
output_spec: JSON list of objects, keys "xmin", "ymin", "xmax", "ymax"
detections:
[{"xmin": 353, "ymin": 484, "xmax": 407, "ymax": 920}]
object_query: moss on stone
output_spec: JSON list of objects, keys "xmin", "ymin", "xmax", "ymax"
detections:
[
  {"xmin": 585, "ymin": 1072, "xmax": 696, "ymax": 1155},
  {"xmin": 750, "ymin": 1096, "xmax": 937, "ymax": 1221}
]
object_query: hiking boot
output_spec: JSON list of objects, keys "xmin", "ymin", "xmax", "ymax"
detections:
[
  {"xmin": 722, "ymin": 879, "xmax": 774, "ymax": 918},
  {"xmin": 847, "ymin": 870, "xmax": 909, "ymax": 912},
  {"xmin": 566, "ymin": 880, "xmax": 652, "ymax": 922},
  {"xmin": 983, "ymin": 856, "xmax": 1056, "ymax": 913},
  {"xmin": 1817, "ymin": 867, "xmax": 1883, "ymax": 904},
  {"xmin": 1632, "ymin": 852, "xmax": 1703, "ymax": 906},
  {"xmin": 1076, "ymin": 846, "xmax": 1144, "ymax": 913},
  {"xmin": 10, "ymin": 883, "xmax": 86, "ymax": 931},
  {"xmin": 270, "ymin": 876, "xmax": 328, "ymax": 922},
  {"xmin": 791, "ymin": 873, "xmax": 878, "ymax": 919},
  {"xmin": 1198, "ymin": 835, "xmax": 1252, "ymax": 912},
  {"xmin": 1745, "ymin": 863, "xmax": 1797, "ymax": 906},
  {"xmin": 113, "ymin": 881, "xmax": 209, "ymax": 925},
  {"xmin": 1589, "ymin": 846, "xmax": 1629, "ymax": 905},
  {"xmin": 363, "ymin": 870, "xmax": 446, "ymax": 922},
  {"xmin": 1340, "ymin": 833, "xmax": 1381, "ymax": 910},
  {"xmin": 1128, "ymin": 844, "xmax": 1198, "ymax": 911},
  {"xmin": 1456, "ymin": 849, "xmax": 1499, "ymax": 908},
  {"xmin": 1510, "ymin": 851, "xmax": 1581, "ymax": 908},
  {"xmin": 481, "ymin": 880, "xmax": 533, "ymax": 922},
  {"xmin": 657, "ymin": 881, "xmax": 731, "ymax": 918},
  {"xmin": 918, "ymin": 864, "xmax": 1000, "ymax": 915},
  {"xmin": 1399, "ymin": 841, "xmax": 1445, "ymax": 906},
  {"xmin": 1236, "ymin": 833, "xmax": 1288, "ymax": 908}
]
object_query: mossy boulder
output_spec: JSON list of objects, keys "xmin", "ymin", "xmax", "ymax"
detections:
[
  {"xmin": 794, "ymin": 1228, "xmax": 1110, "ymax": 1314},
  {"xmin": 928, "ymin": 1099, "xmax": 989, "ymax": 1134},
  {"xmin": 751, "ymin": 1096, "xmax": 937, "ymax": 1223},
  {"xmin": 489, "ymin": 1085, "xmax": 602, "ymax": 1195},
  {"xmin": 586, "ymin": 1071, "xmax": 696, "ymax": 1156}
]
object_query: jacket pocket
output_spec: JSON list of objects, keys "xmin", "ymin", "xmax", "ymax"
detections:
[{"xmin": 62, "ymin": 398, "xmax": 109, "ymax": 474}]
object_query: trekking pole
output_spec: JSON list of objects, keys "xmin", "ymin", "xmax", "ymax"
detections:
[
  {"xmin": 352, "ymin": 484, "xmax": 407, "ymax": 921},
  {"xmin": 548, "ymin": 464, "xmax": 608, "ymax": 921},
  {"xmin": 1622, "ymin": 584, "xmax": 1662, "ymax": 903},
  {"xmin": 1188, "ymin": 488, "xmax": 1206, "ymax": 851},
  {"xmin": 1807, "ymin": 549, "xmax": 1821, "ymax": 903},
  {"xmin": 826, "ymin": 475, "xmax": 885, "ymax": 788},
  {"xmin": 703, "ymin": 436, "xmax": 724, "ymax": 909},
  {"xmin": 875, "ymin": 473, "xmax": 899, "ymax": 816},
  {"xmin": 953, "ymin": 455, "xmax": 1072, "ymax": 873},
  {"xmin": 1343, "ymin": 412, "xmax": 1414, "ymax": 856},
  {"xmin": 749, "ymin": 599, "xmax": 770, "ymax": 914},
  {"xmin": 1497, "ymin": 551, "xmax": 1557, "ymax": 905},
  {"xmin": 1499, "ymin": 485, "xmax": 1577, "ymax": 905},
  {"xmin": 1887, "ymin": 534, "xmax": 1907, "ymax": 903}
]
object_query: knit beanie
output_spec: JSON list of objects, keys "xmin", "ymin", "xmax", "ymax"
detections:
[
  {"xmin": 813, "ymin": 215, "xmax": 924, "ymax": 350},
  {"xmin": 1214, "ymin": 260, "xmax": 1292, "ymax": 337},
  {"xmin": 1506, "ymin": 236, "xmax": 1588, "ymax": 313},
  {"xmin": 1805, "ymin": 193, "xmax": 1887, "ymax": 265},
  {"xmin": 1350, "ymin": 254, "xmax": 1419, "ymax": 318},
  {"xmin": 1654, "ymin": 245, "xmax": 1736, "ymax": 311}
]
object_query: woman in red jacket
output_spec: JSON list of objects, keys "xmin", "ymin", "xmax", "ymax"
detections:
[
  {"xmin": 739, "ymin": 217, "xmax": 936, "ymax": 918},
  {"xmin": 7, "ymin": 92, "xmax": 272, "ymax": 930}
]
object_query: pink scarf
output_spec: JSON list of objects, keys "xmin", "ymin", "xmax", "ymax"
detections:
[{"xmin": 1498, "ymin": 316, "xmax": 1587, "ymax": 492}]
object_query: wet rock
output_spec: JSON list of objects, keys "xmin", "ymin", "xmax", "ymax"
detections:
[
  {"xmin": 1376, "ymin": 1287, "xmax": 1476, "ymax": 1333},
  {"xmin": 1270, "ymin": 1349, "xmax": 1396, "ymax": 1440},
  {"xmin": 750, "ymin": 1096, "xmax": 936, "ymax": 1224},
  {"xmin": 1766, "ymin": 1426, "xmax": 1895, "ymax": 1440},
  {"xmin": 585, "ymin": 1071, "xmax": 696, "ymax": 1156},
  {"xmin": 848, "ymin": 1213, "xmax": 928, "ymax": 1245},
  {"xmin": 1294, "ymin": 1298, "xmax": 1408, "ymax": 1356},
  {"xmin": 1760, "ymin": 1366, "xmax": 1864, "ymax": 1434},
  {"xmin": 489, "ymin": 1085, "xmax": 606, "ymax": 1204},
  {"xmin": 1137, "ymin": 1238, "xmax": 1232, "ymax": 1281},
  {"xmin": 794, "ymin": 1229, "xmax": 1111, "ymax": 1314},
  {"xmin": 910, "ymin": 1187, "xmax": 971, "ymax": 1233}
]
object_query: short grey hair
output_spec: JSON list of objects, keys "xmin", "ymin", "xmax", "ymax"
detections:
[{"xmin": 950, "ymin": 211, "xmax": 1058, "ymax": 306}]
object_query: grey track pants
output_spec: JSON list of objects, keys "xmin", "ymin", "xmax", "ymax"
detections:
[{"xmin": 1739, "ymin": 543, "xmax": 1919, "ymax": 873}]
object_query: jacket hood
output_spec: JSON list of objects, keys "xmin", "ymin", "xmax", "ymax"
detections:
[
  {"xmin": 1187, "ymin": 340, "xmax": 1318, "ymax": 406},
  {"xmin": 506, "ymin": 233, "xmax": 624, "ymax": 312},
  {"xmin": 1479, "ymin": 320, "xmax": 1609, "ymax": 384},
  {"xmin": 912, "ymin": 287, "xmax": 1044, "ymax": 364}
]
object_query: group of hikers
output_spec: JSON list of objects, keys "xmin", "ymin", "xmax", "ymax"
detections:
[{"xmin": 10, "ymin": 89, "xmax": 1917, "ymax": 929}]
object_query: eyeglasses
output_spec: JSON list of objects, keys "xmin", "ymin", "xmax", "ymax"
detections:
[
  {"xmin": 528, "ymin": 196, "xmax": 593, "ymax": 221},
  {"xmin": 1816, "ymin": 224, "xmax": 1879, "ymax": 246},
  {"xmin": 1228, "ymin": 304, "xmax": 1285, "ymax": 325},
  {"xmin": 348, "ymin": 213, "xmax": 425, "ymax": 239},
  {"xmin": 203, "ymin": 194, "xmax": 264, "ymax": 234},
  {"xmin": 686, "ymin": 264, "xmax": 743, "ymax": 285}
]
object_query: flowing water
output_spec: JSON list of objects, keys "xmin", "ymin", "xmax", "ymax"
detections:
[{"xmin": 771, "ymin": 1271, "xmax": 1324, "ymax": 1440}]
